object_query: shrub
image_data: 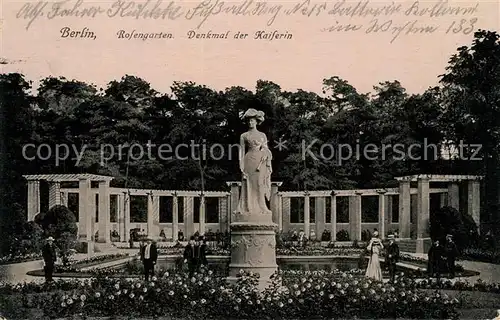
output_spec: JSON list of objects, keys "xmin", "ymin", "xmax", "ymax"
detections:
[
  {"xmin": 0, "ymin": 203, "xmax": 28, "ymax": 257},
  {"xmin": 35, "ymin": 205, "xmax": 78, "ymax": 239},
  {"xmin": 17, "ymin": 221, "xmax": 45, "ymax": 256},
  {"xmin": 320, "ymin": 230, "xmax": 331, "ymax": 241},
  {"xmin": 27, "ymin": 269, "xmax": 460, "ymax": 319},
  {"xmin": 336, "ymin": 230, "xmax": 350, "ymax": 241},
  {"xmin": 35, "ymin": 205, "xmax": 78, "ymax": 264},
  {"xmin": 429, "ymin": 206, "xmax": 478, "ymax": 250}
]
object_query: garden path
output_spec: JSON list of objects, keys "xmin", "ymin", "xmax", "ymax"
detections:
[{"xmin": 0, "ymin": 252, "xmax": 113, "ymax": 285}]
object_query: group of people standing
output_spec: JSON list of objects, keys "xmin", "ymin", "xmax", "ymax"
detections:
[
  {"xmin": 182, "ymin": 236, "xmax": 208, "ymax": 277},
  {"xmin": 364, "ymin": 231, "xmax": 460, "ymax": 283},
  {"xmin": 138, "ymin": 235, "xmax": 209, "ymax": 281},
  {"xmin": 364, "ymin": 231, "xmax": 400, "ymax": 282},
  {"xmin": 427, "ymin": 234, "xmax": 459, "ymax": 279}
]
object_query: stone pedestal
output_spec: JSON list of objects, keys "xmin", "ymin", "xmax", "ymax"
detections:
[{"xmin": 227, "ymin": 212, "xmax": 278, "ymax": 290}]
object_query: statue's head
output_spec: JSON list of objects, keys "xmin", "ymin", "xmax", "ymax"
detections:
[{"xmin": 242, "ymin": 108, "xmax": 265, "ymax": 129}]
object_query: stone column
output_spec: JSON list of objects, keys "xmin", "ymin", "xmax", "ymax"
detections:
[
  {"xmin": 227, "ymin": 195, "xmax": 232, "ymax": 231},
  {"xmin": 184, "ymin": 197, "xmax": 194, "ymax": 237},
  {"xmin": 315, "ymin": 197, "xmax": 326, "ymax": 237},
  {"xmin": 385, "ymin": 195, "xmax": 392, "ymax": 233},
  {"xmin": 48, "ymin": 182, "xmax": 62, "ymax": 209},
  {"xmin": 79, "ymin": 178, "xmax": 94, "ymax": 255},
  {"xmin": 416, "ymin": 178, "xmax": 430, "ymax": 253},
  {"xmin": 124, "ymin": 192, "xmax": 130, "ymax": 242},
  {"xmin": 219, "ymin": 196, "xmax": 229, "ymax": 232},
  {"xmin": 277, "ymin": 195, "xmax": 283, "ymax": 232},
  {"xmin": 330, "ymin": 194, "xmax": 337, "ymax": 241},
  {"xmin": 117, "ymin": 194, "xmax": 125, "ymax": 242},
  {"xmin": 153, "ymin": 196, "xmax": 160, "ymax": 236},
  {"xmin": 78, "ymin": 179, "xmax": 91, "ymax": 240},
  {"xmin": 398, "ymin": 180, "xmax": 411, "ymax": 238},
  {"xmin": 349, "ymin": 194, "xmax": 362, "ymax": 241},
  {"xmin": 270, "ymin": 182, "xmax": 283, "ymax": 225},
  {"xmin": 378, "ymin": 191, "xmax": 386, "ymax": 239},
  {"xmin": 304, "ymin": 193, "xmax": 310, "ymax": 238},
  {"xmin": 448, "ymin": 182, "xmax": 460, "ymax": 211},
  {"xmin": 147, "ymin": 194, "xmax": 160, "ymax": 237},
  {"xmin": 282, "ymin": 197, "xmax": 291, "ymax": 232},
  {"xmin": 410, "ymin": 193, "xmax": 417, "ymax": 239},
  {"xmin": 88, "ymin": 192, "xmax": 96, "ymax": 241},
  {"xmin": 468, "ymin": 180, "xmax": 481, "ymax": 233},
  {"xmin": 199, "ymin": 195, "xmax": 206, "ymax": 235},
  {"xmin": 172, "ymin": 194, "xmax": 179, "ymax": 241},
  {"xmin": 98, "ymin": 181, "xmax": 111, "ymax": 243},
  {"xmin": 27, "ymin": 180, "xmax": 40, "ymax": 221}
]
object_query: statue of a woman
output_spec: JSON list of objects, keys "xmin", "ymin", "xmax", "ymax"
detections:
[{"xmin": 237, "ymin": 108, "xmax": 272, "ymax": 215}]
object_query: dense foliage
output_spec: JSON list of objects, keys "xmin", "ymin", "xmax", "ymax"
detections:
[
  {"xmin": 1, "ymin": 30, "xmax": 500, "ymax": 255},
  {"xmin": 430, "ymin": 206, "xmax": 479, "ymax": 250}
]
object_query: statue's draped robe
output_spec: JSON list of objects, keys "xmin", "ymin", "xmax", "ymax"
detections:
[{"xmin": 237, "ymin": 131, "xmax": 272, "ymax": 215}]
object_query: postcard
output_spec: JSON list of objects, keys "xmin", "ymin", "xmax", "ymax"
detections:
[{"xmin": 1, "ymin": 0, "xmax": 500, "ymax": 319}]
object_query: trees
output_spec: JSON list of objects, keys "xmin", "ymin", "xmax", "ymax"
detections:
[
  {"xmin": 439, "ymin": 30, "xmax": 500, "ymax": 236},
  {"xmin": 0, "ymin": 30, "xmax": 498, "ymax": 243}
]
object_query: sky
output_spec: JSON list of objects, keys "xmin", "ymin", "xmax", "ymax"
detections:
[{"xmin": 2, "ymin": 0, "xmax": 498, "ymax": 95}]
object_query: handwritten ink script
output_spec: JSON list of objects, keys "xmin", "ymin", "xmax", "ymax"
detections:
[{"xmin": 15, "ymin": 0, "xmax": 482, "ymax": 43}]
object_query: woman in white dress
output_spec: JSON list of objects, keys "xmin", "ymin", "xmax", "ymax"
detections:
[{"xmin": 365, "ymin": 231, "xmax": 384, "ymax": 281}]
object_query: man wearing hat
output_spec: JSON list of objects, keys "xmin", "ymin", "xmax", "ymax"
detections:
[
  {"xmin": 42, "ymin": 236, "xmax": 57, "ymax": 283},
  {"xmin": 183, "ymin": 236, "xmax": 198, "ymax": 277},
  {"xmin": 385, "ymin": 234, "xmax": 399, "ymax": 282},
  {"xmin": 199, "ymin": 236, "xmax": 208, "ymax": 268},
  {"xmin": 444, "ymin": 234, "xmax": 459, "ymax": 278},
  {"xmin": 140, "ymin": 237, "xmax": 158, "ymax": 281}
]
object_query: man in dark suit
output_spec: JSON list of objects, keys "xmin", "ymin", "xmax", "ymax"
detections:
[
  {"xmin": 183, "ymin": 236, "xmax": 198, "ymax": 277},
  {"xmin": 42, "ymin": 236, "xmax": 57, "ymax": 283},
  {"xmin": 199, "ymin": 236, "xmax": 208, "ymax": 267},
  {"xmin": 444, "ymin": 234, "xmax": 459, "ymax": 278},
  {"xmin": 428, "ymin": 240, "xmax": 443, "ymax": 280},
  {"xmin": 140, "ymin": 238, "xmax": 158, "ymax": 281},
  {"xmin": 385, "ymin": 234, "xmax": 399, "ymax": 282}
]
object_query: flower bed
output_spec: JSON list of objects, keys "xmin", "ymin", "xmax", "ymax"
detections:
[
  {"xmin": 462, "ymin": 248, "xmax": 500, "ymax": 264},
  {"xmin": 0, "ymin": 253, "xmax": 42, "ymax": 265},
  {"xmin": 414, "ymin": 278, "xmax": 500, "ymax": 293},
  {"xmin": 277, "ymin": 247, "xmax": 364, "ymax": 256},
  {"xmin": 0, "ymin": 269, "xmax": 460, "ymax": 319},
  {"xmin": 23, "ymin": 254, "xmax": 132, "ymax": 277},
  {"xmin": 156, "ymin": 246, "xmax": 366, "ymax": 257},
  {"xmin": 54, "ymin": 253, "xmax": 130, "ymax": 273}
]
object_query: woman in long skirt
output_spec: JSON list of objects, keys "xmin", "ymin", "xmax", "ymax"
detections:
[{"xmin": 365, "ymin": 231, "xmax": 384, "ymax": 281}]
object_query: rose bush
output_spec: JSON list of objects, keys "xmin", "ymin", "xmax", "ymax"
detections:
[{"xmin": 20, "ymin": 269, "xmax": 460, "ymax": 319}]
